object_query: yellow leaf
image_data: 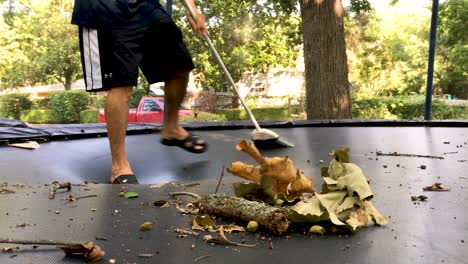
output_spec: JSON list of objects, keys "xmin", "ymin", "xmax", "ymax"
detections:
[{"xmin": 139, "ymin": 221, "xmax": 153, "ymax": 231}]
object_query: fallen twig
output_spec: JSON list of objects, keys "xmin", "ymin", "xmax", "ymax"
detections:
[
  {"xmin": 376, "ymin": 151, "xmax": 444, "ymax": 160},
  {"xmin": 75, "ymin": 194, "xmax": 98, "ymax": 200},
  {"xmin": 204, "ymin": 227, "xmax": 257, "ymax": 248},
  {"xmin": 49, "ymin": 182, "xmax": 71, "ymax": 199},
  {"xmin": 214, "ymin": 166, "xmax": 225, "ymax": 194},
  {"xmin": 175, "ymin": 228, "xmax": 199, "ymax": 237},
  {"xmin": 0, "ymin": 238, "xmax": 85, "ymax": 246},
  {"xmin": 0, "ymin": 238, "xmax": 106, "ymax": 262},
  {"xmin": 168, "ymin": 192, "xmax": 201, "ymax": 199},
  {"xmin": 199, "ymin": 194, "xmax": 289, "ymax": 236},
  {"xmin": 194, "ymin": 255, "xmax": 213, "ymax": 262}
]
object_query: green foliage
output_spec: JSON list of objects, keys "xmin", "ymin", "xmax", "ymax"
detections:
[
  {"xmin": 174, "ymin": 0, "xmax": 301, "ymax": 90},
  {"xmin": 217, "ymin": 107, "xmax": 289, "ymax": 121},
  {"xmin": 216, "ymin": 109, "xmax": 243, "ymax": 121},
  {"xmin": 352, "ymin": 99, "xmax": 398, "ymax": 119},
  {"xmin": 33, "ymin": 97, "xmax": 51, "ymax": 109},
  {"xmin": 352, "ymin": 96, "xmax": 468, "ymax": 120},
  {"xmin": 90, "ymin": 96, "xmax": 107, "ymax": 109},
  {"xmin": 48, "ymin": 91, "xmax": 91, "ymax": 123},
  {"xmin": 20, "ymin": 109, "xmax": 59, "ymax": 124},
  {"xmin": 129, "ymin": 89, "xmax": 148, "ymax": 108},
  {"xmin": 436, "ymin": 0, "xmax": 468, "ymax": 99},
  {"xmin": 80, "ymin": 109, "xmax": 99, "ymax": 123},
  {"xmin": 0, "ymin": 0, "xmax": 81, "ymax": 89},
  {"xmin": 0, "ymin": 93, "xmax": 32, "ymax": 119},
  {"xmin": 179, "ymin": 112, "xmax": 227, "ymax": 122}
]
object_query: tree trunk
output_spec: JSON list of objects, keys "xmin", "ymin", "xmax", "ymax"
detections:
[
  {"xmin": 300, "ymin": 0, "xmax": 352, "ymax": 119},
  {"xmin": 64, "ymin": 76, "xmax": 72, "ymax": 90}
]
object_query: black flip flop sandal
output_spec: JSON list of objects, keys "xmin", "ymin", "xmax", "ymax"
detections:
[
  {"xmin": 160, "ymin": 133, "xmax": 208, "ymax": 154},
  {"xmin": 111, "ymin": 174, "xmax": 139, "ymax": 184}
]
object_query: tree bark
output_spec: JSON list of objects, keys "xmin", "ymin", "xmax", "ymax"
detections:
[
  {"xmin": 64, "ymin": 74, "xmax": 72, "ymax": 90},
  {"xmin": 199, "ymin": 195, "xmax": 289, "ymax": 236},
  {"xmin": 300, "ymin": 0, "xmax": 352, "ymax": 119}
]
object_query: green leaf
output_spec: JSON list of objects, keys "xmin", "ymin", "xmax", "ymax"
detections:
[
  {"xmin": 124, "ymin": 192, "xmax": 139, "ymax": 199},
  {"xmin": 287, "ymin": 196, "xmax": 329, "ymax": 223},
  {"xmin": 192, "ymin": 215, "xmax": 216, "ymax": 231},
  {"xmin": 232, "ymin": 175, "xmax": 276, "ymax": 204},
  {"xmin": 333, "ymin": 148, "xmax": 350, "ymax": 163},
  {"xmin": 336, "ymin": 163, "xmax": 373, "ymax": 200},
  {"xmin": 315, "ymin": 192, "xmax": 348, "ymax": 226},
  {"xmin": 326, "ymin": 160, "xmax": 373, "ymax": 200}
]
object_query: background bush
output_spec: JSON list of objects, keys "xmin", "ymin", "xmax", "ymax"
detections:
[
  {"xmin": 0, "ymin": 93, "xmax": 33, "ymax": 119},
  {"xmin": 352, "ymin": 96, "xmax": 468, "ymax": 120},
  {"xmin": 180, "ymin": 112, "xmax": 227, "ymax": 122},
  {"xmin": 48, "ymin": 90, "xmax": 91, "ymax": 123},
  {"xmin": 130, "ymin": 89, "xmax": 148, "ymax": 108},
  {"xmin": 20, "ymin": 110, "xmax": 60, "ymax": 124},
  {"xmin": 80, "ymin": 109, "xmax": 99, "ymax": 123},
  {"xmin": 217, "ymin": 107, "xmax": 289, "ymax": 121},
  {"xmin": 90, "ymin": 95, "xmax": 107, "ymax": 109}
]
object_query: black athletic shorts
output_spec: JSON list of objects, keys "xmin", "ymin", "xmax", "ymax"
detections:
[{"xmin": 78, "ymin": 20, "xmax": 195, "ymax": 92}]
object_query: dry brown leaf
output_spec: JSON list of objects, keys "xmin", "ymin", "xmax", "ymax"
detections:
[
  {"xmin": 236, "ymin": 140, "xmax": 265, "ymax": 164},
  {"xmin": 227, "ymin": 162, "xmax": 261, "ymax": 183},
  {"xmin": 423, "ymin": 183, "xmax": 450, "ymax": 192},
  {"xmin": 174, "ymin": 203, "xmax": 199, "ymax": 214},
  {"xmin": 139, "ymin": 222, "xmax": 153, "ymax": 231},
  {"xmin": 2, "ymin": 246, "xmax": 13, "ymax": 252},
  {"xmin": 261, "ymin": 157, "xmax": 297, "ymax": 184},
  {"xmin": 204, "ymin": 227, "xmax": 257, "ymax": 248},
  {"xmin": 59, "ymin": 242, "xmax": 105, "ymax": 263},
  {"xmin": 8, "ymin": 141, "xmax": 40, "ymax": 150},
  {"xmin": 218, "ymin": 225, "xmax": 245, "ymax": 233},
  {"xmin": 289, "ymin": 169, "xmax": 316, "ymax": 198}
]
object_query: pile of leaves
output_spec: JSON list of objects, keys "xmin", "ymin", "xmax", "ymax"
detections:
[{"xmin": 228, "ymin": 140, "xmax": 388, "ymax": 232}]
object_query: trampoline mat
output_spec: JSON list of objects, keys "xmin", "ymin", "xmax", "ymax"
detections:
[{"xmin": 0, "ymin": 126, "xmax": 467, "ymax": 264}]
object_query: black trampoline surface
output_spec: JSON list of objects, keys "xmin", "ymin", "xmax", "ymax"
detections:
[{"xmin": 1, "ymin": 125, "xmax": 467, "ymax": 264}]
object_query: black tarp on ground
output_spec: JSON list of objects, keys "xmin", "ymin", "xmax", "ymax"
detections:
[{"xmin": 0, "ymin": 125, "xmax": 467, "ymax": 263}]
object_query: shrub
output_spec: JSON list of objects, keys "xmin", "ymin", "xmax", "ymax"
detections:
[
  {"xmin": 352, "ymin": 96, "xmax": 468, "ymax": 120},
  {"xmin": 90, "ymin": 95, "xmax": 107, "ymax": 109},
  {"xmin": 130, "ymin": 89, "xmax": 148, "ymax": 108},
  {"xmin": 216, "ymin": 109, "xmax": 243, "ymax": 121},
  {"xmin": 0, "ymin": 93, "xmax": 33, "ymax": 120},
  {"xmin": 20, "ymin": 110, "xmax": 60, "ymax": 124},
  {"xmin": 252, "ymin": 107, "xmax": 289, "ymax": 120},
  {"xmin": 48, "ymin": 91, "xmax": 91, "ymax": 123},
  {"xmin": 180, "ymin": 112, "xmax": 227, "ymax": 122},
  {"xmin": 32, "ymin": 97, "xmax": 52, "ymax": 110},
  {"xmin": 217, "ymin": 107, "xmax": 289, "ymax": 121},
  {"xmin": 352, "ymin": 98, "xmax": 398, "ymax": 119},
  {"xmin": 80, "ymin": 109, "xmax": 99, "ymax": 123}
]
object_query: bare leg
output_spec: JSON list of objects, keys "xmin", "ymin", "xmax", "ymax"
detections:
[
  {"xmin": 162, "ymin": 70, "xmax": 204, "ymax": 150},
  {"xmin": 105, "ymin": 86, "xmax": 134, "ymax": 182}
]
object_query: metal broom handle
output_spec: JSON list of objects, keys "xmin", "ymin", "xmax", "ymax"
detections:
[{"xmin": 180, "ymin": 0, "xmax": 262, "ymax": 131}]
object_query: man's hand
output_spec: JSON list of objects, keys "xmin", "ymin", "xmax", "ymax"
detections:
[
  {"xmin": 180, "ymin": 0, "xmax": 208, "ymax": 36},
  {"xmin": 186, "ymin": 10, "xmax": 208, "ymax": 36}
]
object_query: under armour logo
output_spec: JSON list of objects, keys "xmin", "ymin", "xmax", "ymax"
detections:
[{"xmin": 104, "ymin": 73, "xmax": 113, "ymax": 79}]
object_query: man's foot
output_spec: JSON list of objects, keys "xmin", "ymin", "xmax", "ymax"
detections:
[
  {"xmin": 111, "ymin": 174, "xmax": 139, "ymax": 184},
  {"xmin": 161, "ymin": 127, "xmax": 207, "ymax": 153},
  {"xmin": 161, "ymin": 132, "xmax": 208, "ymax": 154}
]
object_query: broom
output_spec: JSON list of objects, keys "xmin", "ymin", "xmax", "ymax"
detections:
[{"xmin": 180, "ymin": 0, "xmax": 294, "ymax": 148}]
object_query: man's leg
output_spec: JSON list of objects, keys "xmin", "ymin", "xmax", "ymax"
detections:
[
  {"xmin": 105, "ymin": 86, "xmax": 134, "ymax": 182},
  {"xmin": 161, "ymin": 70, "xmax": 204, "ymax": 150}
]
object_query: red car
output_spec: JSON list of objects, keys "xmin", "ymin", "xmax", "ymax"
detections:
[{"xmin": 99, "ymin": 96, "xmax": 192, "ymax": 123}]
